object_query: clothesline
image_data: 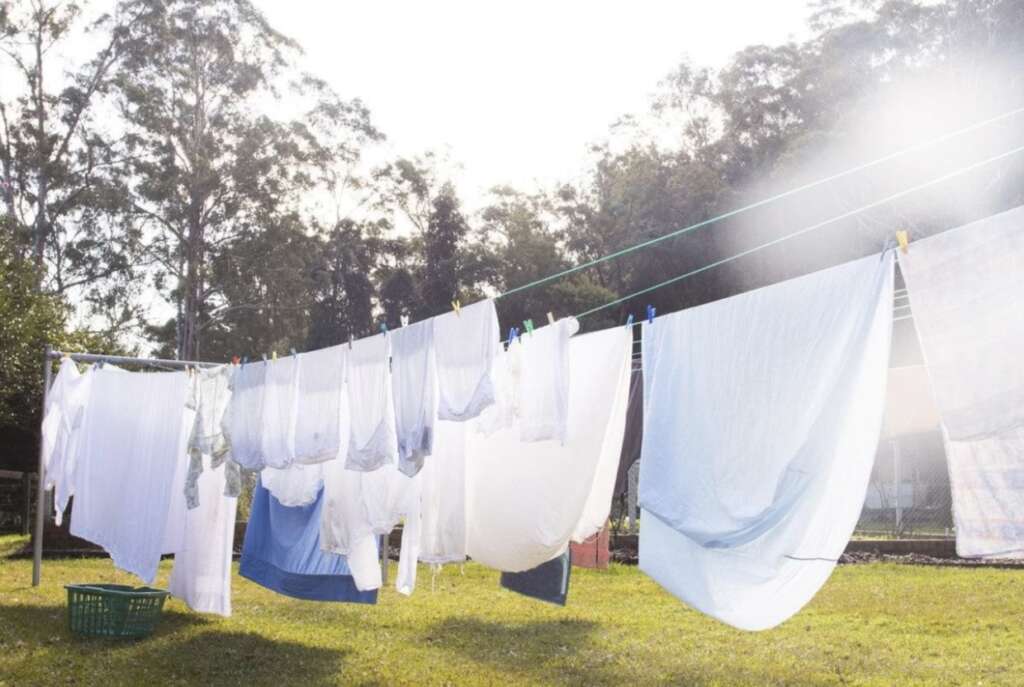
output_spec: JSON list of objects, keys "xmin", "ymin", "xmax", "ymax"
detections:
[
  {"xmin": 573, "ymin": 142, "xmax": 1024, "ymax": 320},
  {"xmin": 495, "ymin": 104, "xmax": 1024, "ymax": 300}
]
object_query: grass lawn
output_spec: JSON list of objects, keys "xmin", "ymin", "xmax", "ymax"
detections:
[{"xmin": 1, "ymin": 534, "xmax": 1022, "ymax": 686}]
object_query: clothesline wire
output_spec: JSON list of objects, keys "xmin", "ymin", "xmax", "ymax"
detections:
[
  {"xmin": 494, "ymin": 105, "xmax": 1024, "ymax": 300},
  {"xmin": 576, "ymin": 142, "xmax": 1024, "ymax": 321}
]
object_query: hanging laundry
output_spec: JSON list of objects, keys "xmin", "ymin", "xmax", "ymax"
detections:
[
  {"xmin": 223, "ymin": 361, "xmax": 268, "ymax": 471},
  {"xmin": 417, "ymin": 420, "xmax": 469, "ymax": 565},
  {"xmin": 319, "ymin": 457, "xmax": 383, "ymax": 592},
  {"xmin": 262, "ymin": 462, "xmax": 325, "ymax": 508},
  {"xmin": 240, "ymin": 477, "xmax": 378, "ymax": 604},
  {"xmin": 294, "ymin": 344, "xmax": 347, "ymax": 464},
  {"xmin": 474, "ymin": 338, "xmax": 522, "ymax": 435},
  {"xmin": 41, "ymin": 359, "xmax": 93, "ymax": 526},
  {"xmin": 465, "ymin": 325, "xmax": 632, "ymax": 572},
  {"xmin": 517, "ymin": 318, "xmax": 579, "ymax": 443},
  {"xmin": 169, "ymin": 453, "xmax": 238, "ymax": 616},
  {"xmin": 346, "ymin": 333, "xmax": 398, "ymax": 472},
  {"xmin": 390, "ymin": 319, "xmax": 437, "ymax": 476},
  {"xmin": 899, "ymin": 206, "xmax": 1024, "ymax": 558},
  {"xmin": 70, "ymin": 367, "xmax": 193, "ymax": 583},
  {"xmin": 261, "ymin": 355, "xmax": 300, "ymax": 469},
  {"xmin": 361, "ymin": 462, "xmax": 421, "ymax": 595},
  {"xmin": 433, "ymin": 299, "xmax": 501, "ymax": 421},
  {"xmin": 500, "ymin": 550, "xmax": 572, "ymax": 606},
  {"xmin": 639, "ymin": 252, "xmax": 894, "ymax": 631},
  {"xmin": 185, "ymin": 365, "xmax": 233, "ymax": 509},
  {"xmin": 612, "ymin": 369, "xmax": 644, "ymax": 510}
]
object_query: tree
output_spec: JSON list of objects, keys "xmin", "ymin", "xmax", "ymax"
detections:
[{"xmin": 114, "ymin": 0, "xmax": 379, "ymax": 359}]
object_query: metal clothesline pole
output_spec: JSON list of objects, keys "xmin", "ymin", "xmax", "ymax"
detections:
[{"xmin": 32, "ymin": 347, "xmax": 222, "ymax": 587}]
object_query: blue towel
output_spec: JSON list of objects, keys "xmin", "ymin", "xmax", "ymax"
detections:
[
  {"xmin": 500, "ymin": 550, "xmax": 571, "ymax": 606},
  {"xmin": 240, "ymin": 477, "xmax": 378, "ymax": 604}
]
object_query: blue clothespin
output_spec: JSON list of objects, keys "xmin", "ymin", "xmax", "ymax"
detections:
[
  {"xmin": 625, "ymin": 313, "xmax": 634, "ymax": 328},
  {"xmin": 380, "ymin": 322, "xmax": 388, "ymax": 334},
  {"xmin": 507, "ymin": 327, "xmax": 517, "ymax": 346},
  {"xmin": 646, "ymin": 305, "xmax": 656, "ymax": 324}
]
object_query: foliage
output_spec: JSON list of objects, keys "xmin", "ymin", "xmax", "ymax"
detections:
[{"xmin": 1, "ymin": 554, "xmax": 1023, "ymax": 685}]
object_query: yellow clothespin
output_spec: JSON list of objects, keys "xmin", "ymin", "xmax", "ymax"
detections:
[
  {"xmin": 546, "ymin": 312, "xmax": 555, "ymax": 325},
  {"xmin": 271, "ymin": 351, "xmax": 278, "ymax": 362},
  {"xmin": 896, "ymin": 230, "xmax": 909, "ymax": 254},
  {"xmin": 451, "ymin": 300, "xmax": 462, "ymax": 316}
]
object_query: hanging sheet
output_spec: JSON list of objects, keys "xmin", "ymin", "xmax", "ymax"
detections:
[
  {"xmin": 294, "ymin": 344, "xmax": 347, "ymax": 465},
  {"xmin": 899, "ymin": 206, "xmax": 1024, "ymax": 558},
  {"xmin": 70, "ymin": 367, "xmax": 192, "ymax": 583},
  {"xmin": 346, "ymin": 334, "xmax": 398, "ymax": 472},
  {"xmin": 433, "ymin": 299, "xmax": 501, "ymax": 421},
  {"xmin": 169, "ymin": 454, "xmax": 238, "ymax": 616},
  {"xmin": 240, "ymin": 477, "xmax": 378, "ymax": 604},
  {"xmin": 465, "ymin": 325, "xmax": 632, "ymax": 572},
  {"xmin": 639, "ymin": 252, "xmax": 894, "ymax": 631},
  {"xmin": 41, "ymin": 360, "xmax": 93, "ymax": 526},
  {"xmin": 390, "ymin": 320, "xmax": 437, "ymax": 476},
  {"xmin": 517, "ymin": 318, "xmax": 579, "ymax": 443}
]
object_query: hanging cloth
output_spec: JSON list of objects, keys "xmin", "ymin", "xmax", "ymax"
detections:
[
  {"xmin": 70, "ymin": 367, "xmax": 192, "ymax": 583},
  {"xmin": 639, "ymin": 252, "xmax": 894, "ymax": 631},
  {"xmin": 612, "ymin": 369, "xmax": 644, "ymax": 507},
  {"xmin": 184, "ymin": 365, "xmax": 233, "ymax": 510},
  {"xmin": 261, "ymin": 355, "xmax": 300, "ymax": 469},
  {"xmin": 417, "ymin": 420, "xmax": 469, "ymax": 565},
  {"xmin": 346, "ymin": 334, "xmax": 398, "ymax": 472},
  {"xmin": 899, "ymin": 206, "xmax": 1024, "ymax": 558},
  {"xmin": 390, "ymin": 319, "xmax": 438, "ymax": 476},
  {"xmin": 223, "ymin": 361, "xmax": 268, "ymax": 471},
  {"xmin": 169, "ymin": 453, "xmax": 238, "ymax": 616},
  {"xmin": 517, "ymin": 318, "xmax": 579, "ymax": 443},
  {"xmin": 262, "ymin": 462, "xmax": 325, "ymax": 508},
  {"xmin": 294, "ymin": 344, "xmax": 347, "ymax": 465},
  {"xmin": 465, "ymin": 325, "xmax": 632, "ymax": 572},
  {"xmin": 41, "ymin": 360, "xmax": 93, "ymax": 526},
  {"xmin": 500, "ymin": 550, "xmax": 572, "ymax": 606},
  {"xmin": 433, "ymin": 299, "xmax": 501, "ymax": 421},
  {"xmin": 240, "ymin": 477, "xmax": 378, "ymax": 604}
]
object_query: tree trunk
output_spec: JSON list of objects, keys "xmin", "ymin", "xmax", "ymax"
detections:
[
  {"xmin": 31, "ymin": 8, "xmax": 48, "ymax": 281},
  {"xmin": 180, "ymin": 216, "xmax": 203, "ymax": 360}
]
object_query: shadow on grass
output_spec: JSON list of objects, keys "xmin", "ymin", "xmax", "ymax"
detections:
[{"xmin": 1, "ymin": 603, "xmax": 348, "ymax": 686}]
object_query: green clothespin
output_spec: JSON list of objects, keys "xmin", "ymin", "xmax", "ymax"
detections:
[{"xmin": 523, "ymin": 319, "xmax": 535, "ymax": 335}]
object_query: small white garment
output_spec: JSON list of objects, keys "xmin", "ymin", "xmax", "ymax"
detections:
[
  {"xmin": 261, "ymin": 356, "xmax": 300, "ymax": 469},
  {"xmin": 41, "ymin": 360, "xmax": 93, "ymax": 526},
  {"xmin": 223, "ymin": 361, "xmax": 268, "ymax": 471},
  {"xmin": 465, "ymin": 325, "xmax": 632, "ymax": 572},
  {"xmin": 188, "ymin": 365, "xmax": 233, "ymax": 463},
  {"xmin": 639, "ymin": 252, "xmax": 894, "ymax": 631},
  {"xmin": 390, "ymin": 320, "xmax": 437, "ymax": 476},
  {"xmin": 262, "ymin": 462, "xmax": 325, "ymax": 508},
  {"xmin": 346, "ymin": 334, "xmax": 398, "ymax": 472},
  {"xmin": 70, "ymin": 367, "xmax": 192, "ymax": 583},
  {"xmin": 433, "ymin": 299, "xmax": 500, "ymax": 421},
  {"xmin": 517, "ymin": 318, "xmax": 579, "ymax": 443},
  {"xmin": 294, "ymin": 344, "xmax": 347, "ymax": 464},
  {"xmin": 362, "ymin": 461, "xmax": 421, "ymax": 595},
  {"xmin": 417, "ymin": 420, "xmax": 468, "ymax": 564},
  {"xmin": 169, "ymin": 453, "xmax": 238, "ymax": 616},
  {"xmin": 899, "ymin": 206, "xmax": 1024, "ymax": 558}
]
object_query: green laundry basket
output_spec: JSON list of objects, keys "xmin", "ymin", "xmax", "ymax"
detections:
[{"xmin": 65, "ymin": 584, "xmax": 169, "ymax": 639}]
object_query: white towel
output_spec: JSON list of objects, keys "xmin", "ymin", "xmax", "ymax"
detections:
[
  {"xmin": 223, "ymin": 361, "xmax": 268, "ymax": 471},
  {"xmin": 261, "ymin": 356, "xmax": 300, "ymax": 469},
  {"xmin": 900, "ymin": 205, "xmax": 1024, "ymax": 558},
  {"xmin": 639, "ymin": 252, "xmax": 894, "ymax": 631},
  {"xmin": 294, "ymin": 344, "xmax": 347, "ymax": 464},
  {"xmin": 433, "ymin": 299, "xmax": 500, "ymax": 421},
  {"xmin": 516, "ymin": 318, "xmax": 579, "ymax": 443},
  {"xmin": 390, "ymin": 320, "xmax": 437, "ymax": 476},
  {"xmin": 345, "ymin": 334, "xmax": 398, "ymax": 472}
]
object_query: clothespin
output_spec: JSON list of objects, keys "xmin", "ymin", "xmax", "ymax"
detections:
[
  {"xmin": 625, "ymin": 314, "xmax": 634, "ymax": 328},
  {"xmin": 646, "ymin": 305, "xmax": 656, "ymax": 324},
  {"xmin": 896, "ymin": 230, "xmax": 909, "ymax": 254},
  {"xmin": 348, "ymin": 334, "xmax": 354, "ymax": 350},
  {"xmin": 546, "ymin": 312, "xmax": 555, "ymax": 325},
  {"xmin": 400, "ymin": 315, "xmax": 410, "ymax": 328},
  {"xmin": 523, "ymin": 319, "xmax": 534, "ymax": 335},
  {"xmin": 261, "ymin": 353, "xmax": 268, "ymax": 362},
  {"xmin": 380, "ymin": 322, "xmax": 388, "ymax": 335},
  {"xmin": 451, "ymin": 299, "xmax": 462, "ymax": 316},
  {"xmin": 241, "ymin": 356, "xmax": 249, "ymax": 367},
  {"xmin": 290, "ymin": 348, "xmax": 298, "ymax": 358},
  {"xmin": 507, "ymin": 327, "xmax": 518, "ymax": 346},
  {"xmin": 271, "ymin": 351, "xmax": 278, "ymax": 362},
  {"xmin": 231, "ymin": 355, "xmax": 240, "ymax": 366}
]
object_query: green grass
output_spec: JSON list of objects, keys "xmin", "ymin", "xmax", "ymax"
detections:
[{"xmin": 1, "ymin": 534, "xmax": 1022, "ymax": 686}]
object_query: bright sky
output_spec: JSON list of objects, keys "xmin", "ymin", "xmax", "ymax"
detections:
[{"xmin": 256, "ymin": 0, "xmax": 812, "ymax": 208}]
